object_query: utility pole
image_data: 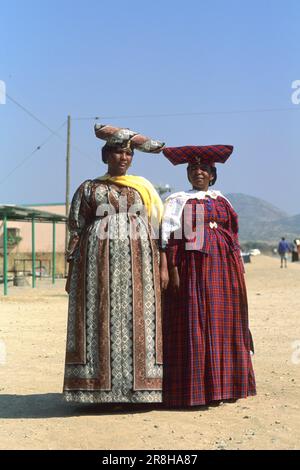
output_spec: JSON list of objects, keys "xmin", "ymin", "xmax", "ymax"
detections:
[{"xmin": 64, "ymin": 115, "xmax": 71, "ymax": 277}]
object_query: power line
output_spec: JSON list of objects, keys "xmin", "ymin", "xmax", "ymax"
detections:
[
  {"xmin": 73, "ymin": 116, "xmax": 101, "ymax": 121},
  {"xmin": 0, "ymin": 121, "xmax": 67, "ymax": 185},
  {"xmin": 5, "ymin": 94, "xmax": 100, "ymax": 168},
  {"xmin": 6, "ymin": 94, "xmax": 68, "ymax": 142},
  {"xmin": 68, "ymin": 141, "xmax": 100, "ymax": 165},
  {"xmin": 73, "ymin": 106, "xmax": 300, "ymax": 121},
  {"xmin": 6, "ymin": 93, "xmax": 299, "ymax": 183}
]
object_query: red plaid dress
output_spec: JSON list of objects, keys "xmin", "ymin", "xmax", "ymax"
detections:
[{"xmin": 163, "ymin": 196, "xmax": 256, "ymax": 407}]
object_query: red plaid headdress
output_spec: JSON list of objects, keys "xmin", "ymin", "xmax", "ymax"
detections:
[{"xmin": 162, "ymin": 145, "xmax": 234, "ymax": 166}]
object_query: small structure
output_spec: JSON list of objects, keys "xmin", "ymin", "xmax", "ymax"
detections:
[
  {"xmin": 0, "ymin": 205, "xmax": 67, "ymax": 295},
  {"xmin": 241, "ymin": 252, "xmax": 251, "ymax": 263}
]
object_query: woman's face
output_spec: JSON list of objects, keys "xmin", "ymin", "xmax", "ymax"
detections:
[
  {"xmin": 107, "ymin": 147, "xmax": 133, "ymax": 176},
  {"xmin": 187, "ymin": 163, "xmax": 214, "ymax": 191}
]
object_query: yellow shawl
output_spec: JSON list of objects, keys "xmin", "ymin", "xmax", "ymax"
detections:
[{"xmin": 97, "ymin": 173, "xmax": 163, "ymax": 222}]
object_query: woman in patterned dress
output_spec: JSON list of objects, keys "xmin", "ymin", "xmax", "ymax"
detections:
[
  {"xmin": 161, "ymin": 145, "xmax": 256, "ymax": 407},
  {"xmin": 63, "ymin": 135, "xmax": 168, "ymax": 404}
]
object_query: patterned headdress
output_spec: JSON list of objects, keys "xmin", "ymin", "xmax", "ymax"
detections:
[
  {"xmin": 94, "ymin": 124, "xmax": 165, "ymax": 154},
  {"xmin": 162, "ymin": 145, "xmax": 234, "ymax": 166}
]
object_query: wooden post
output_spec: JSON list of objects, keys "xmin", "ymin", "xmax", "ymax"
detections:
[
  {"xmin": 65, "ymin": 115, "xmax": 71, "ymax": 277},
  {"xmin": 32, "ymin": 217, "xmax": 36, "ymax": 288},
  {"xmin": 3, "ymin": 215, "xmax": 8, "ymax": 295},
  {"xmin": 52, "ymin": 220, "xmax": 56, "ymax": 284}
]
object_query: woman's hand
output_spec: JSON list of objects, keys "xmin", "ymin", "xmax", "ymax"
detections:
[
  {"xmin": 159, "ymin": 251, "xmax": 169, "ymax": 290},
  {"xmin": 160, "ymin": 266, "xmax": 169, "ymax": 290},
  {"xmin": 169, "ymin": 266, "xmax": 180, "ymax": 293}
]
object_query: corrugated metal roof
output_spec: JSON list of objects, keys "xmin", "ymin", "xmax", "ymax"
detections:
[{"xmin": 0, "ymin": 204, "xmax": 67, "ymax": 222}]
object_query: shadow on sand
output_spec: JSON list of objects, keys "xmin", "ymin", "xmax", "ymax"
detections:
[{"xmin": 0, "ymin": 393, "xmax": 211, "ymax": 419}]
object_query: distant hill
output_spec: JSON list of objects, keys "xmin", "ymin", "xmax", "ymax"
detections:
[{"xmin": 225, "ymin": 193, "xmax": 300, "ymax": 243}]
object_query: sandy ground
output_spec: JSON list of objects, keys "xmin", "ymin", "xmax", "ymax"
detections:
[{"xmin": 0, "ymin": 255, "xmax": 299, "ymax": 450}]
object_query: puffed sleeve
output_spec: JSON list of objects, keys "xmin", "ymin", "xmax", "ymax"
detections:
[
  {"xmin": 228, "ymin": 206, "xmax": 240, "ymax": 250},
  {"xmin": 66, "ymin": 180, "xmax": 93, "ymax": 262},
  {"xmin": 221, "ymin": 197, "xmax": 241, "ymax": 251},
  {"xmin": 161, "ymin": 195, "xmax": 184, "ymax": 268},
  {"xmin": 224, "ymin": 199, "xmax": 246, "ymax": 273}
]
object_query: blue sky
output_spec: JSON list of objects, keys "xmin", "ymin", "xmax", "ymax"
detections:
[{"xmin": 1, "ymin": 0, "xmax": 299, "ymax": 213}]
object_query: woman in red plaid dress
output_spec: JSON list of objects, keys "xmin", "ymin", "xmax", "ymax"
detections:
[{"xmin": 161, "ymin": 145, "xmax": 256, "ymax": 407}]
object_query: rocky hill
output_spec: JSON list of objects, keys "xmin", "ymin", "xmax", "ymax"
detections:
[{"xmin": 225, "ymin": 193, "xmax": 299, "ymax": 243}]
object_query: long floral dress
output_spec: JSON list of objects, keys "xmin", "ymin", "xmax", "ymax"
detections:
[
  {"xmin": 163, "ymin": 195, "xmax": 256, "ymax": 407},
  {"xmin": 63, "ymin": 179, "xmax": 163, "ymax": 403}
]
